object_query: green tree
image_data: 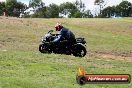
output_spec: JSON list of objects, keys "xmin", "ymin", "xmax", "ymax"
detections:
[
  {"xmin": 59, "ymin": 0, "xmax": 86, "ymax": 18},
  {"xmin": 46, "ymin": 4, "xmax": 60, "ymax": 18},
  {"xmin": 59, "ymin": 2, "xmax": 76, "ymax": 17},
  {"xmin": 6, "ymin": 0, "xmax": 17, "ymax": 16},
  {"xmin": 115, "ymin": 5, "xmax": 121, "ymax": 17},
  {"xmin": 83, "ymin": 10, "xmax": 93, "ymax": 18},
  {"xmin": 131, "ymin": 5, "xmax": 132, "ymax": 16},
  {"xmin": 102, "ymin": 6, "xmax": 114, "ymax": 17},
  {"xmin": 14, "ymin": 2, "xmax": 27, "ymax": 17},
  {"xmin": 101, "ymin": 1, "xmax": 132, "ymax": 17},
  {"xmin": 6, "ymin": 0, "xmax": 27, "ymax": 17},
  {"xmin": 118, "ymin": 1, "xmax": 132, "ymax": 17},
  {"xmin": 31, "ymin": 7, "xmax": 46, "ymax": 18},
  {"xmin": 0, "ymin": 2, "xmax": 6, "ymax": 15},
  {"xmin": 74, "ymin": 0, "xmax": 85, "ymax": 12},
  {"xmin": 29, "ymin": 0, "xmax": 44, "ymax": 10},
  {"xmin": 70, "ymin": 9, "xmax": 82, "ymax": 18},
  {"xmin": 29, "ymin": 0, "xmax": 46, "ymax": 18},
  {"xmin": 94, "ymin": 0, "xmax": 106, "ymax": 15}
]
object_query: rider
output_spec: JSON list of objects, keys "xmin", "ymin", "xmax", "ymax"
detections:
[{"xmin": 52, "ymin": 23, "xmax": 75, "ymax": 44}]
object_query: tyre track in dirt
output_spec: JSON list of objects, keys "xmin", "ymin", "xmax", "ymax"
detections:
[{"xmin": 94, "ymin": 53, "xmax": 132, "ymax": 62}]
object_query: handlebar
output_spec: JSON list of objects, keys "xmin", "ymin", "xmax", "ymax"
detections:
[{"xmin": 48, "ymin": 30, "xmax": 54, "ymax": 33}]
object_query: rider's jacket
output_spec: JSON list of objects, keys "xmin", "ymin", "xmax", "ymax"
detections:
[{"xmin": 53, "ymin": 27, "xmax": 75, "ymax": 43}]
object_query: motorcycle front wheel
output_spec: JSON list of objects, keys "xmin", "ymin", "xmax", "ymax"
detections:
[{"xmin": 39, "ymin": 44, "xmax": 51, "ymax": 53}]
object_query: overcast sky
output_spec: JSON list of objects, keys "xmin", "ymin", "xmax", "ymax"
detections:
[{"xmin": 0, "ymin": 0, "xmax": 132, "ymax": 10}]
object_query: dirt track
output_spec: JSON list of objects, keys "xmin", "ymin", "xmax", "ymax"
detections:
[{"xmin": 95, "ymin": 53, "xmax": 132, "ymax": 62}]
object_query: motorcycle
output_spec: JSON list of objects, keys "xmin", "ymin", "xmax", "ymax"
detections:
[{"xmin": 39, "ymin": 30, "xmax": 87, "ymax": 57}]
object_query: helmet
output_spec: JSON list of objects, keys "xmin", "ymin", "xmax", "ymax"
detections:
[{"xmin": 55, "ymin": 23, "xmax": 63, "ymax": 31}]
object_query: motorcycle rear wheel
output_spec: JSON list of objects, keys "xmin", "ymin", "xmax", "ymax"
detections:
[{"xmin": 72, "ymin": 45, "xmax": 86, "ymax": 57}]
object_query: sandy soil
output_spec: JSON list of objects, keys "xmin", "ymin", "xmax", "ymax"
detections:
[{"xmin": 95, "ymin": 53, "xmax": 132, "ymax": 62}]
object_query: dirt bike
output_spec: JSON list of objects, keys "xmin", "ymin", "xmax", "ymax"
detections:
[{"xmin": 39, "ymin": 30, "xmax": 87, "ymax": 57}]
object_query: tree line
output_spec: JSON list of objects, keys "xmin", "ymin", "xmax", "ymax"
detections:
[
  {"xmin": 0, "ymin": 0, "xmax": 27, "ymax": 17},
  {"xmin": 95, "ymin": 0, "xmax": 132, "ymax": 17},
  {"xmin": 28, "ymin": 0, "xmax": 93, "ymax": 18},
  {"xmin": 0, "ymin": 0, "xmax": 132, "ymax": 18}
]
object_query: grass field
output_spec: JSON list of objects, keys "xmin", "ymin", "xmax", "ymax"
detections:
[{"xmin": 0, "ymin": 17, "xmax": 132, "ymax": 88}]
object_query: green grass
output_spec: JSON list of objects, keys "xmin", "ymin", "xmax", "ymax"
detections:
[
  {"xmin": 0, "ymin": 50, "xmax": 132, "ymax": 88},
  {"xmin": 0, "ymin": 17, "xmax": 132, "ymax": 88}
]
